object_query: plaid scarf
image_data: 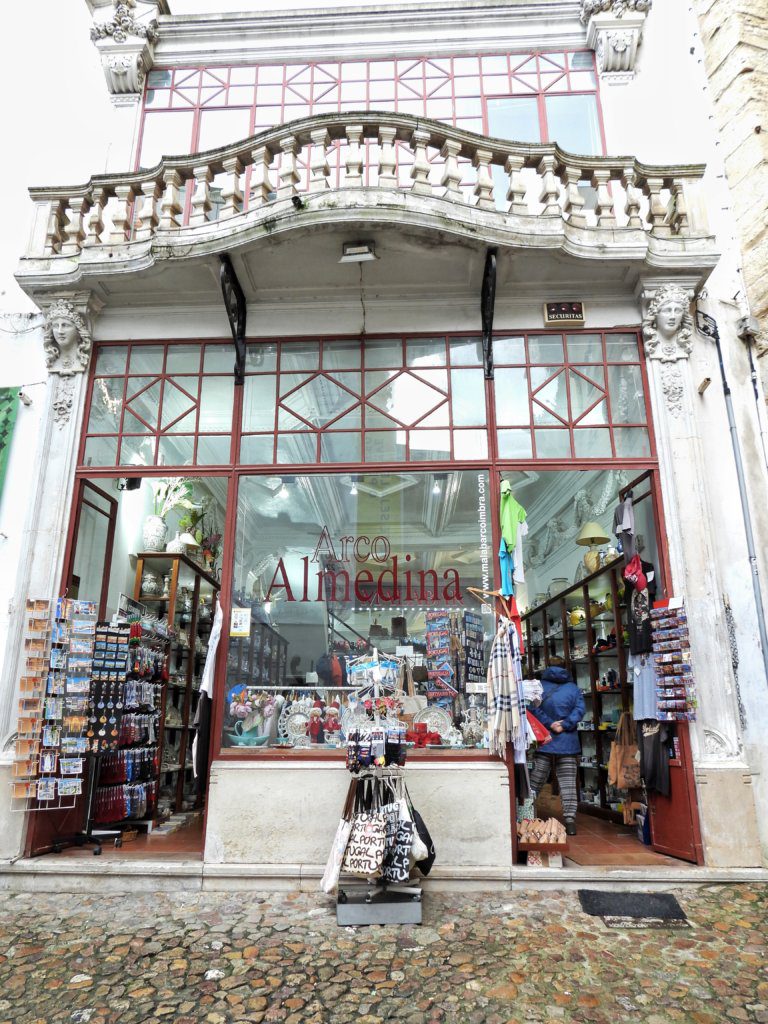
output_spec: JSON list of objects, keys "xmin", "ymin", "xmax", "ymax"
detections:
[{"xmin": 487, "ymin": 621, "xmax": 523, "ymax": 759}]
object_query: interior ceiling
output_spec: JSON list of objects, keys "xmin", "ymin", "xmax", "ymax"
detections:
[{"xmin": 93, "ymin": 223, "xmax": 637, "ymax": 308}]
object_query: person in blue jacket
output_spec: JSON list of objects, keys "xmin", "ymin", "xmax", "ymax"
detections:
[{"xmin": 529, "ymin": 657, "xmax": 586, "ymax": 835}]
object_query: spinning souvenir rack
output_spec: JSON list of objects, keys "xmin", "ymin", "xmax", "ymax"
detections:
[{"xmin": 335, "ymin": 648, "xmax": 424, "ymax": 926}]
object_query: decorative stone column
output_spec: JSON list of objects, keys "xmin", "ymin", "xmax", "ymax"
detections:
[
  {"xmin": 89, "ymin": 0, "xmax": 163, "ymax": 105},
  {"xmin": 581, "ymin": 0, "xmax": 652, "ymax": 83},
  {"xmin": 0, "ymin": 292, "xmax": 102, "ymax": 753},
  {"xmin": 639, "ymin": 278, "xmax": 762, "ymax": 866}
]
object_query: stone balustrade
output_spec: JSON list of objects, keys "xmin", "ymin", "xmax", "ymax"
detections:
[{"xmin": 28, "ymin": 111, "xmax": 706, "ymax": 258}]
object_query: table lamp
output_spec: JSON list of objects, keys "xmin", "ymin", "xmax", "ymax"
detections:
[{"xmin": 575, "ymin": 521, "xmax": 610, "ymax": 573}]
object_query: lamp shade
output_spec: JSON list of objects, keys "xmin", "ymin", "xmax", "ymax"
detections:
[
  {"xmin": 575, "ymin": 521, "xmax": 610, "ymax": 547},
  {"xmin": 179, "ymin": 531, "xmax": 200, "ymax": 549}
]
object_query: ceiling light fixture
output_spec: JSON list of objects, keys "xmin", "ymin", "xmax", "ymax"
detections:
[
  {"xmin": 339, "ymin": 241, "xmax": 377, "ymax": 263},
  {"xmin": 433, "ymin": 479, "xmax": 441, "ymax": 495},
  {"xmin": 278, "ymin": 483, "xmax": 289, "ymax": 499}
]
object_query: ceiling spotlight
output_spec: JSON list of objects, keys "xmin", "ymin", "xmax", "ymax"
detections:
[
  {"xmin": 339, "ymin": 241, "xmax": 377, "ymax": 264},
  {"xmin": 432, "ymin": 480, "xmax": 441, "ymax": 495},
  {"xmin": 278, "ymin": 483, "xmax": 288, "ymax": 499},
  {"xmin": 350, "ymin": 482, "xmax": 358, "ymax": 496}
]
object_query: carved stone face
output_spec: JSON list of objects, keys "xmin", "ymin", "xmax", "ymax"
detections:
[
  {"xmin": 51, "ymin": 317, "xmax": 80, "ymax": 360},
  {"xmin": 656, "ymin": 300, "xmax": 685, "ymax": 340}
]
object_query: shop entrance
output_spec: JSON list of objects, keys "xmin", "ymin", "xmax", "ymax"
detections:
[{"xmin": 23, "ymin": 330, "xmax": 703, "ymax": 871}]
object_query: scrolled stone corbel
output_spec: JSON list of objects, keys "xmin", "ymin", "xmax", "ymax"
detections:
[{"xmin": 581, "ymin": 0, "xmax": 652, "ymax": 82}]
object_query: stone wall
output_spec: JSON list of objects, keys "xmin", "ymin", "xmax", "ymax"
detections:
[{"xmin": 694, "ymin": 0, "xmax": 768, "ymax": 369}]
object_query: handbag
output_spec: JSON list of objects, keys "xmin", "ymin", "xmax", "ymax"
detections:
[
  {"xmin": 342, "ymin": 779, "xmax": 387, "ymax": 878},
  {"xmin": 607, "ymin": 712, "xmax": 641, "ymax": 789},
  {"xmin": 526, "ymin": 709, "xmax": 551, "ymax": 746},
  {"xmin": 382, "ymin": 819, "xmax": 414, "ymax": 884},
  {"xmin": 406, "ymin": 785, "xmax": 436, "ymax": 876},
  {"xmin": 320, "ymin": 777, "xmax": 357, "ymax": 894}
]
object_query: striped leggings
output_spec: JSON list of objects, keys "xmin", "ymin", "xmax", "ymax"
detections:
[{"xmin": 529, "ymin": 752, "xmax": 580, "ymax": 820}]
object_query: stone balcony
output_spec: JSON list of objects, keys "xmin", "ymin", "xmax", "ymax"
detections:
[{"xmin": 16, "ymin": 111, "xmax": 719, "ymax": 306}]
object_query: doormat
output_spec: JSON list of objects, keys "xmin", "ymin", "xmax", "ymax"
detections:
[{"xmin": 578, "ymin": 889, "xmax": 689, "ymax": 929}]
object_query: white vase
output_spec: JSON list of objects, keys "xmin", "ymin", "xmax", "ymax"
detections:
[
  {"xmin": 165, "ymin": 531, "xmax": 185, "ymax": 554},
  {"xmin": 142, "ymin": 514, "xmax": 167, "ymax": 552},
  {"xmin": 141, "ymin": 571, "xmax": 162, "ymax": 596}
]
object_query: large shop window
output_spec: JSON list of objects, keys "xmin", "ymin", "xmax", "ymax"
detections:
[{"xmin": 223, "ymin": 471, "xmax": 496, "ymax": 750}]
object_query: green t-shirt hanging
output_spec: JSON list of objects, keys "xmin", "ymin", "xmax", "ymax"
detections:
[{"xmin": 499, "ymin": 487, "xmax": 526, "ymax": 551}]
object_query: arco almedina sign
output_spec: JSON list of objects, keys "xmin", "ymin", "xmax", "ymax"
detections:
[{"xmin": 265, "ymin": 528, "xmax": 463, "ymax": 606}]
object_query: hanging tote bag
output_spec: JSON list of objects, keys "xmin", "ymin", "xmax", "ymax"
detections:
[
  {"xmin": 405, "ymin": 785, "xmax": 436, "ymax": 876},
  {"xmin": 382, "ymin": 818, "xmax": 415, "ymax": 884},
  {"xmin": 397, "ymin": 659, "xmax": 428, "ymax": 723},
  {"xmin": 526, "ymin": 709, "xmax": 552, "ymax": 746},
  {"xmin": 607, "ymin": 712, "xmax": 641, "ymax": 789},
  {"xmin": 320, "ymin": 777, "xmax": 358, "ymax": 894},
  {"xmin": 342, "ymin": 779, "xmax": 387, "ymax": 878}
]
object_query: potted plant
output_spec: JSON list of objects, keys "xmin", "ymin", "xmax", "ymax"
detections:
[
  {"xmin": 200, "ymin": 520, "xmax": 222, "ymax": 571},
  {"xmin": 142, "ymin": 479, "xmax": 199, "ymax": 552}
]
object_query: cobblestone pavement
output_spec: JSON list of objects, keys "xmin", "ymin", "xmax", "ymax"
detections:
[{"xmin": 0, "ymin": 884, "xmax": 766, "ymax": 1024}]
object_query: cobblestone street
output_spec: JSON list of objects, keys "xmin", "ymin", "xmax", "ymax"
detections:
[{"xmin": 0, "ymin": 884, "xmax": 765, "ymax": 1024}]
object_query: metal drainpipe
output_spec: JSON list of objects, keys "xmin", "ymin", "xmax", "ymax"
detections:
[{"xmin": 697, "ymin": 306, "xmax": 768, "ymax": 688}]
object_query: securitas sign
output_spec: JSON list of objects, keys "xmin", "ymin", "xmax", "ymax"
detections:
[{"xmin": 265, "ymin": 527, "xmax": 463, "ymax": 605}]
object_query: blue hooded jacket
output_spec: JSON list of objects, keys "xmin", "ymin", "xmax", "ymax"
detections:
[{"xmin": 530, "ymin": 666, "xmax": 585, "ymax": 756}]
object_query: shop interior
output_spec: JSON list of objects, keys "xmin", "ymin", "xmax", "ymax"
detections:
[{"xmin": 38, "ymin": 463, "xmax": 696, "ymax": 868}]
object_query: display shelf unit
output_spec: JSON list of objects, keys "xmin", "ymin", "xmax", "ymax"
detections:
[
  {"xmin": 523, "ymin": 557, "xmax": 630, "ymax": 823},
  {"xmin": 133, "ymin": 552, "xmax": 219, "ymax": 812},
  {"xmin": 227, "ymin": 612, "xmax": 288, "ymax": 691}
]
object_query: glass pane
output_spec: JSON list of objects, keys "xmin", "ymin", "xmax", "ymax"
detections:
[
  {"xmin": 198, "ymin": 108, "xmax": 251, "ymax": 150},
  {"xmin": 566, "ymin": 334, "xmax": 602, "ymax": 362},
  {"xmin": 277, "ymin": 433, "xmax": 317, "ymax": 463},
  {"xmin": 365, "ymin": 408, "xmax": 399, "ymax": 428},
  {"xmin": 246, "ymin": 343, "xmax": 278, "ymax": 372},
  {"xmin": 243, "ymin": 374, "xmax": 277, "ymax": 431},
  {"xmin": 367, "ymin": 372, "xmax": 445, "ymax": 426},
  {"xmin": 574, "ymin": 364, "xmax": 605, "ymax": 387},
  {"xmin": 608, "ymin": 365, "xmax": 647, "ymax": 423},
  {"xmin": 614, "ymin": 427, "xmax": 651, "ymax": 457},
  {"xmin": 323, "ymin": 341, "xmax": 361, "ymax": 369},
  {"xmin": 166, "ymin": 344, "xmax": 202, "ymax": 374},
  {"xmin": 88, "ymin": 379, "xmax": 124, "ymax": 433},
  {"xmin": 199, "ymin": 377, "xmax": 235, "ymax": 432},
  {"xmin": 363, "ymin": 338, "xmax": 403, "ymax": 368},
  {"xmin": 450, "ymin": 369, "xmax": 486, "ymax": 426},
  {"xmin": 606, "ymin": 333, "xmax": 641, "ymax": 361},
  {"xmin": 407, "ymin": 338, "xmax": 446, "ymax": 367},
  {"xmin": 158, "ymin": 435, "xmax": 194, "ymax": 466},
  {"xmin": 94, "ymin": 347, "xmax": 127, "ymax": 375},
  {"xmin": 280, "ymin": 342, "xmax": 320, "ymax": 371},
  {"xmin": 534, "ymin": 428, "xmax": 571, "ymax": 458},
  {"xmin": 320, "ymin": 432, "xmax": 362, "ymax": 462},
  {"xmin": 240, "ymin": 435, "xmax": 274, "ymax": 464},
  {"xmin": 204, "ymin": 344, "xmax": 236, "ymax": 373},
  {"xmin": 573, "ymin": 427, "xmax": 612, "ymax": 457},
  {"xmin": 120, "ymin": 436, "xmax": 157, "ymax": 466},
  {"xmin": 497, "ymin": 429, "xmax": 533, "ymax": 459},
  {"xmin": 409, "ymin": 430, "xmax": 451, "ymax": 460},
  {"xmin": 364, "ymin": 431, "xmax": 405, "ymax": 462},
  {"xmin": 494, "ymin": 368, "xmax": 530, "ymax": 425},
  {"xmin": 125, "ymin": 380, "xmax": 162, "ymax": 430},
  {"xmin": 281, "ymin": 374, "xmax": 359, "ymax": 427},
  {"xmin": 534, "ymin": 371, "xmax": 568, "ymax": 422},
  {"xmin": 418, "ymin": 404, "xmax": 450, "ymax": 427},
  {"xmin": 569, "ymin": 370, "xmax": 605, "ymax": 421},
  {"xmin": 528, "ymin": 335, "xmax": 564, "ymax": 363},
  {"xmin": 197, "ymin": 435, "xmax": 231, "ymax": 464},
  {"xmin": 494, "ymin": 336, "xmax": 526, "ymax": 363},
  {"xmin": 544, "ymin": 94, "xmax": 601, "ymax": 155},
  {"xmin": 129, "ymin": 347, "xmax": 165, "ymax": 374},
  {"xmin": 453, "ymin": 430, "xmax": 488, "ymax": 459},
  {"xmin": 410, "ymin": 368, "xmax": 448, "ymax": 393},
  {"xmin": 449, "ymin": 337, "xmax": 482, "ymax": 365},
  {"xmin": 161, "ymin": 379, "xmax": 198, "ymax": 431},
  {"xmin": 486, "ymin": 96, "xmax": 541, "ymax": 143},
  {"xmin": 82, "ymin": 435, "xmax": 118, "ymax": 467},
  {"xmin": 139, "ymin": 111, "xmax": 194, "ymax": 166},
  {"xmin": 277, "ymin": 409, "xmax": 308, "ymax": 431}
]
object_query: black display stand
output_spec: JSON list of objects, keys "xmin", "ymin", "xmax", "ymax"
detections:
[{"xmin": 48, "ymin": 753, "xmax": 119, "ymax": 856}]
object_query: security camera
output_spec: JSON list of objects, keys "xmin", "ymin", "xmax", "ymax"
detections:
[{"xmin": 18, "ymin": 390, "xmax": 32, "ymax": 407}]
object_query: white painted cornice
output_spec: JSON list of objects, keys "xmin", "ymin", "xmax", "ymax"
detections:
[{"xmin": 154, "ymin": 1, "xmax": 586, "ymax": 66}]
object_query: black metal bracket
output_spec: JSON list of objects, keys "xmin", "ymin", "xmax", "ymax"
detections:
[
  {"xmin": 481, "ymin": 248, "xmax": 497, "ymax": 380},
  {"xmin": 219, "ymin": 254, "xmax": 247, "ymax": 384}
]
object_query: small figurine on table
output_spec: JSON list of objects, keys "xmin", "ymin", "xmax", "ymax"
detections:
[
  {"xmin": 324, "ymin": 702, "xmax": 341, "ymax": 736},
  {"xmin": 308, "ymin": 706, "xmax": 325, "ymax": 744}
]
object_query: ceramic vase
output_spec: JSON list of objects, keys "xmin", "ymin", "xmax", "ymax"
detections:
[
  {"xmin": 142, "ymin": 514, "xmax": 167, "ymax": 552},
  {"xmin": 165, "ymin": 531, "xmax": 185, "ymax": 554},
  {"xmin": 141, "ymin": 570, "xmax": 162, "ymax": 596}
]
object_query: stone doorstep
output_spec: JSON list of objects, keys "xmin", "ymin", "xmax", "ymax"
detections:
[{"xmin": 0, "ymin": 858, "xmax": 766, "ymax": 893}]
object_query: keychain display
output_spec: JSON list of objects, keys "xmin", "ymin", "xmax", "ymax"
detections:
[{"xmin": 650, "ymin": 602, "xmax": 697, "ymax": 721}]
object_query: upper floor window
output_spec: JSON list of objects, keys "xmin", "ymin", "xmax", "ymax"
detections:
[{"xmin": 139, "ymin": 51, "xmax": 603, "ymax": 168}]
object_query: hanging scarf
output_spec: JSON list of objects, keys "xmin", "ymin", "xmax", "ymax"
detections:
[{"xmin": 486, "ymin": 621, "xmax": 523, "ymax": 759}]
